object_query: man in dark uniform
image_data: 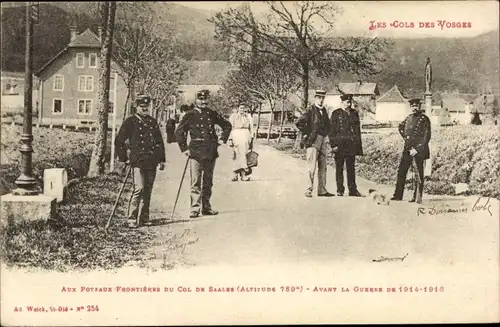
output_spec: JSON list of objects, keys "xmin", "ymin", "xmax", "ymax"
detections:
[
  {"xmin": 295, "ymin": 90, "xmax": 335, "ymax": 198},
  {"xmin": 174, "ymin": 90, "xmax": 232, "ymax": 218},
  {"xmin": 115, "ymin": 94, "xmax": 166, "ymax": 228},
  {"xmin": 329, "ymin": 94, "xmax": 363, "ymax": 197},
  {"xmin": 391, "ymin": 98, "xmax": 431, "ymax": 203},
  {"xmin": 165, "ymin": 115, "xmax": 177, "ymax": 143}
]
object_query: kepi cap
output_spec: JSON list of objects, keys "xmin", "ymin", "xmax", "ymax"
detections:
[
  {"xmin": 340, "ymin": 94, "xmax": 353, "ymax": 101},
  {"xmin": 196, "ymin": 90, "xmax": 210, "ymax": 100},
  {"xmin": 409, "ymin": 98, "xmax": 422, "ymax": 106},
  {"xmin": 136, "ymin": 94, "xmax": 151, "ymax": 107}
]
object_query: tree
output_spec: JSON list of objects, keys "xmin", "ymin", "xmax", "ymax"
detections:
[
  {"xmin": 211, "ymin": 1, "xmax": 390, "ymax": 147},
  {"xmin": 87, "ymin": 1, "xmax": 116, "ymax": 177},
  {"xmin": 113, "ymin": 2, "xmax": 165, "ymax": 121},
  {"xmin": 221, "ymin": 53, "xmax": 299, "ymax": 142}
]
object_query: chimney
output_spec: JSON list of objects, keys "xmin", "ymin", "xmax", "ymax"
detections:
[
  {"xmin": 97, "ymin": 26, "xmax": 103, "ymax": 42},
  {"xmin": 70, "ymin": 26, "xmax": 78, "ymax": 44}
]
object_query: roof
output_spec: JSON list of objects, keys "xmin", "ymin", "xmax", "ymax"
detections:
[
  {"xmin": 376, "ymin": 85, "xmax": 408, "ymax": 103},
  {"xmin": 36, "ymin": 28, "xmax": 124, "ymax": 78},
  {"xmin": 328, "ymin": 82, "xmax": 379, "ymax": 96},
  {"xmin": 180, "ymin": 61, "xmax": 231, "ymax": 85},
  {"xmin": 471, "ymin": 94, "xmax": 499, "ymax": 114},
  {"xmin": 441, "ymin": 95, "xmax": 468, "ymax": 113},
  {"xmin": 68, "ymin": 28, "xmax": 101, "ymax": 48}
]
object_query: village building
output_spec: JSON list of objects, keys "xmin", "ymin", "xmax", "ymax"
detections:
[
  {"xmin": 1, "ymin": 71, "xmax": 39, "ymax": 116},
  {"xmin": 440, "ymin": 95, "xmax": 471, "ymax": 124},
  {"xmin": 470, "ymin": 94, "xmax": 499, "ymax": 125},
  {"xmin": 375, "ymin": 85, "xmax": 410, "ymax": 123},
  {"xmin": 35, "ymin": 27, "xmax": 128, "ymax": 129},
  {"xmin": 325, "ymin": 81, "xmax": 379, "ymax": 121}
]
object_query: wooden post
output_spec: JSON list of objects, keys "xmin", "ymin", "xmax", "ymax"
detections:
[{"xmin": 110, "ymin": 72, "xmax": 118, "ymax": 172}]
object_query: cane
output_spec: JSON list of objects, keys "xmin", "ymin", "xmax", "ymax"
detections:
[
  {"xmin": 170, "ymin": 156, "xmax": 190, "ymax": 220},
  {"xmin": 105, "ymin": 165, "xmax": 132, "ymax": 234},
  {"xmin": 412, "ymin": 157, "xmax": 422, "ymax": 204}
]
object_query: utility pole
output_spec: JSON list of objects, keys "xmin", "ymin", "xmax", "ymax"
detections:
[{"xmin": 13, "ymin": 2, "xmax": 39, "ymax": 195}]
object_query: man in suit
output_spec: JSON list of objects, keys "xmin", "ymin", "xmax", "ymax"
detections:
[
  {"xmin": 295, "ymin": 90, "xmax": 335, "ymax": 198},
  {"xmin": 391, "ymin": 98, "xmax": 431, "ymax": 203},
  {"xmin": 329, "ymin": 94, "xmax": 363, "ymax": 197},
  {"xmin": 115, "ymin": 94, "xmax": 166, "ymax": 228},
  {"xmin": 174, "ymin": 90, "xmax": 232, "ymax": 218}
]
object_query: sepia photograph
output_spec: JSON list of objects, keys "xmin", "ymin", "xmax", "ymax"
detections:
[{"xmin": 1, "ymin": 1, "xmax": 499, "ymax": 325}]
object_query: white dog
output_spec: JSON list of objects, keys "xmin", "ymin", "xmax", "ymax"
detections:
[{"xmin": 368, "ymin": 189, "xmax": 390, "ymax": 205}]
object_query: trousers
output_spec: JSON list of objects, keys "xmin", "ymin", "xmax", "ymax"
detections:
[
  {"xmin": 190, "ymin": 158, "xmax": 216, "ymax": 213},
  {"xmin": 393, "ymin": 152, "xmax": 425, "ymax": 200},
  {"xmin": 334, "ymin": 153, "xmax": 357, "ymax": 194},
  {"xmin": 306, "ymin": 134, "xmax": 328, "ymax": 195},
  {"xmin": 128, "ymin": 167, "xmax": 157, "ymax": 224}
]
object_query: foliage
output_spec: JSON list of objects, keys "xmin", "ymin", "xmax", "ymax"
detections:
[
  {"xmin": 211, "ymin": 1, "xmax": 391, "ymax": 111},
  {"xmin": 1, "ymin": 125, "xmax": 95, "ymax": 195},
  {"xmin": 0, "ymin": 173, "xmax": 161, "ymax": 271}
]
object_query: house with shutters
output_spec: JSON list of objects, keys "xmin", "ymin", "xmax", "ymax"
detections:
[
  {"xmin": 324, "ymin": 81, "xmax": 380, "ymax": 121},
  {"xmin": 35, "ymin": 26, "xmax": 128, "ymax": 128}
]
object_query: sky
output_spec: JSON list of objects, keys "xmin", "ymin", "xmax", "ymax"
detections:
[{"xmin": 173, "ymin": 1, "xmax": 499, "ymax": 38}]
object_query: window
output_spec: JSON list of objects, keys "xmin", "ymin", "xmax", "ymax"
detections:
[
  {"xmin": 53, "ymin": 75, "xmax": 64, "ymax": 91},
  {"xmin": 78, "ymin": 99, "xmax": 92, "ymax": 115},
  {"xmin": 2, "ymin": 83, "xmax": 18, "ymax": 95},
  {"xmin": 76, "ymin": 53, "xmax": 84, "ymax": 68},
  {"xmin": 78, "ymin": 75, "xmax": 94, "ymax": 92},
  {"xmin": 89, "ymin": 53, "xmax": 97, "ymax": 68},
  {"xmin": 109, "ymin": 101, "xmax": 114, "ymax": 114},
  {"xmin": 52, "ymin": 99, "xmax": 63, "ymax": 114}
]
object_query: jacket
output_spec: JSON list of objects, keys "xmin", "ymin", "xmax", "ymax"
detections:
[
  {"xmin": 329, "ymin": 107, "xmax": 363, "ymax": 156},
  {"xmin": 398, "ymin": 112, "xmax": 431, "ymax": 159},
  {"xmin": 295, "ymin": 105, "xmax": 330, "ymax": 148},
  {"xmin": 115, "ymin": 114, "xmax": 166, "ymax": 169},
  {"xmin": 175, "ymin": 107, "xmax": 232, "ymax": 161}
]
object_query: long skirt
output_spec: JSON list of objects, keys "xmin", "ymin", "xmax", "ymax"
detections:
[
  {"xmin": 166, "ymin": 127, "xmax": 176, "ymax": 143},
  {"xmin": 231, "ymin": 128, "xmax": 251, "ymax": 172}
]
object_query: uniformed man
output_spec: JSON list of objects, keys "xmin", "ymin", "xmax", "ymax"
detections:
[
  {"xmin": 174, "ymin": 90, "xmax": 232, "ymax": 218},
  {"xmin": 328, "ymin": 94, "xmax": 363, "ymax": 197},
  {"xmin": 115, "ymin": 94, "xmax": 166, "ymax": 228},
  {"xmin": 165, "ymin": 115, "xmax": 177, "ymax": 143},
  {"xmin": 391, "ymin": 98, "xmax": 431, "ymax": 203},
  {"xmin": 295, "ymin": 90, "xmax": 335, "ymax": 198}
]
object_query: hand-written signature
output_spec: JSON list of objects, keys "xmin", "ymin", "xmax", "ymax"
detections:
[
  {"xmin": 417, "ymin": 197, "xmax": 493, "ymax": 217},
  {"xmin": 151, "ymin": 228, "xmax": 200, "ymax": 253}
]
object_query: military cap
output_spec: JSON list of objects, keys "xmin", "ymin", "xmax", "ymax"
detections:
[
  {"xmin": 340, "ymin": 94, "xmax": 353, "ymax": 101},
  {"xmin": 409, "ymin": 98, "xmax": 422, "ymax": 107},
  {"xmin": 315, "ymin": 89, "xmax": 327, "ymax": 97},
  {"xmin": 196, "ymin": 90, "xmax": 210, "ymax": 100},
  {"xmin": 136, "ymin": 94, "xmax": 151, "ymax": 107}
]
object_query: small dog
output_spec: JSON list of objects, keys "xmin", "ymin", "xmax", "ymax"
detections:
[{"xmin": 368, "ymin": 189, "xmax": 390, "ymax": 205}]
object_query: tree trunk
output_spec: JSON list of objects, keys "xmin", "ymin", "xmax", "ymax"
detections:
[
  {"xmin": 87, "ymin": 1, "xmax": 116, "ymax": 177},
  {"xmin": 255, "ymin": 103, "xmax": 262, "ymax": 138},
  {"xmin": 293, "ymin": 66, "xmax": 309, "ymax": 150},
  {"xmin": 266, "ymin": 99, "xmax": 275, "ymax": 143},
  {"xmin": 277, "ymin": 97, "xmax": 285, "ymax": 144}
]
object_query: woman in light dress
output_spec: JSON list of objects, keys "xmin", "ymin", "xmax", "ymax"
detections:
[{"xmin": 228, "ymin": 104, "xmax": 255, "ymax": 181}]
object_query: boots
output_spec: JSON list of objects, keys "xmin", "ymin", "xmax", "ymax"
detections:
[
  {"xmin": 240, "ymin": 169, "xmax": 250, "ymax": 181},
  {"xmin": 231, "ymin": 172, "xmax": 239, "ymax": 182}
]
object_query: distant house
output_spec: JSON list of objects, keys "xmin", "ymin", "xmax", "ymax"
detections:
[
  {"xmin": 325, "ymin": 81, "xmax": 379, "ymax": 121},
  {"xmin": 440, "ymin": 95, "xmax": 470, "ymax": 124},
  {"xmin": 35, "ymin": 27, "xmax": 128, "ymax": 128},
  {"xmin": 1, "ymin": 71, "xmax": 40, "ymax": 115},
  {"xmin": 375, "ymin": 85, "xmax": 410, "ymax": 123},
  {"xmin": 470, "ymin": 94, "xmax": 499, "ymax": 125},
  {"xmin": 176, "ymin": 60, "xmax": 232, "ymax": 109}
]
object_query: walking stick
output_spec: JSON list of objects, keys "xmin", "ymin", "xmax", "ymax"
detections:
[
  {"xmin": 170, "ymin": 156, "xmax": 190, "ymax": 220},
  {"xmin": 105, "ymin": 165, "xmax": 132, "ymax": 234},
  {"xmin": 412, "ymin": 157, "xmax": 422, "ymax": 204}
]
